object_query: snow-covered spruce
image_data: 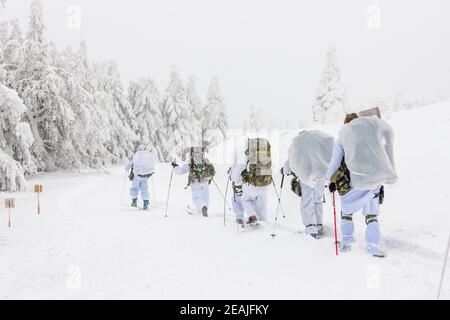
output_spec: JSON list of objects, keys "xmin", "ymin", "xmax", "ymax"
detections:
[
  {"xmin": 0, "ymin": 84, "xmax": 35, "ymax": 191},
  {"xmin": 202, "ymin": 76, "xmax": 227, "ymax": 148},
  {"xmin": 186, "ymin": 74, "xmax": 203, "ymax": 148},
  {"xmin": 128, "ymin": 77, "xmax": 166, "ymax": 161},
  {"xmin": 312, "ymin": 46, "xmax": 348, "ymax": 124},
  {"xmin": 160, "ymin": 66, "xmax": 196, "ymax": 159},
  {"xmin": 244, "ymin": 105, "xmax": 264, "ymax": 133}
]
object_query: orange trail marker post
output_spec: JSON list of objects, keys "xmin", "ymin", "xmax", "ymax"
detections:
[
  {"xmin": 5, "ymin": 198, "xmax": 15, "ymax": 228},
  {"xmin": 34, "ymin": 185, "xmax": 43, "ymax": 215}
]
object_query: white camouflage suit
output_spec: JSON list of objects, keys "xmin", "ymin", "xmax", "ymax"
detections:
[
  {"xmin": 230, "ymin": 164, "xmax": 269, "ymax": 222},
  {"xmin": 326, "ymin": 140, "xmax": 382, "ymax": 254},
  {"xmin": 175, "ymin": 162, "xmax": 210, "ymax": 214},
  {"xmin": 124, "ymin": 145, "xmax": 156, "ymax": 202},
  {"xmin": 228, "ymin": 166, "xmax": 245, "ymax": 220},
  {"xmin": 283, "ymin": 160, "xmax": 324, "ymax": 235}
]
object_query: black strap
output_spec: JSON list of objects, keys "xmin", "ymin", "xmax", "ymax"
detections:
[
  {"xmin": 365, "ymin": 215, "xmax": 378, "ymax": 225},
  {"xmin": 137, "ymin": 173, "xmax": 152, "ymax": 178},
  {"xmin": 341, "ymin": 213, "xmax": 353, "ymax": 221}
]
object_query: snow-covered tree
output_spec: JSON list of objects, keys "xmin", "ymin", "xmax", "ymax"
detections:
[
  {"xmin": 15, "ymin": 0, "xmax": 74, "ymax": 170},
  {"xmin": 244, "ymin": 105, "xmax": 264, "ymax": 133},
  {"xmin": 128, "ymin": 77, "xmax": 166, "ymax": 161},
  {"xmin": 0, "ymin": 21, "xmax": 8, "ymax": 47},
  {"xmin": 202, "ymin": 76, "xmax": 227, "ymax": 148},
  {"xmin": 2, "ymin": 19, "xmax": 24, "ymax": 88},
  {"xmin": 51, "ymin": 45, "xmax": 107, "ymax": 168},
  {"xmin": 92, "ymin": 61, "xmax": 137, "ymax": 163},
  {"xmin": 0, "ymin": 22, "xmax": 7, "ymax": 83},
  {"xmin": 312, "ymin": 46, "xmax": 348, "ymax": 124},
  {"xmin": 62, "ymin": 42, "xmax": 116, "ymax": 167},
  {"xmin": 0, "ymin": 84, "xmax": 35, "ymax": 191},
  {"xmin": 160, "ymin": 66, "xmax": 194, "ymax": 159},
  {"xmin": 186, "ymin": 74, "xmax": 203, "ymax": 146},
  {"xmin": 0, "ymin": 47, "xmax": 6, "ymax": 84}
]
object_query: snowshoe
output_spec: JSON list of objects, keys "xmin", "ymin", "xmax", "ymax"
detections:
[
  {"xmin": 143, "ymin": 200, "xmax": 149, "ymax": 210},
  {"xmin": 131, "ymin": 199, "xmax": 138, "ymax": 208},
  {"xmin": 310, "ymin": 233, "xmax": 321, "ymax": 240},
  {"xmin": 367, "ymin": 246, "xmax": 386, "ymax": 258},
  {"xmin": 242, "ymin": 215, "xmax": 259, "ymax": 229},
  {"xmin": 247, "ymin": 215, "xmax": 258, "ymax": 224},
  {"xmin": 337, "ymin": 241, "xmax": 352, "ymax": 252},
  {"xmin": 317, "ymin": 224, "xmax": 324, "ymax": 236}
]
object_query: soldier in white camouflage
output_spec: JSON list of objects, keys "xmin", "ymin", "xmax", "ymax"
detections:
[{"xmin": 172, "ymin": 147, "xmax": 215, "ymax": 217}]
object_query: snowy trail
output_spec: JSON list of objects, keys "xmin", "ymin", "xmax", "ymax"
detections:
[{"xmin": 1, "ymin": 103, "xmax": 450, "ymax": 299}]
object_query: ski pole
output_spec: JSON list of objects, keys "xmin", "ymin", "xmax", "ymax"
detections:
[
  {"xmin": 151, "ymin": 175, "xmax": 157, "ymax": 203},
  {"xmin": 120, "ymin": 171, "xmax": 127, "ymax": 206},
  {"xmin": 272, "ymin": 179, "xmax": 286, "ymax": 218},
  {"xmin": 279, "ymin": 174, "xmax": 286, "ymax": 218},
  {"xmin": 332, "ymin": 191, "xmax": 339, "ymax": 256},
  {"xmin": 270, "ymin": 178, "xmax": 286, "ymax": 238},
  {"xmin": 270, "ymin": 205, "xmax": 280, "ymax": 239},
  {"xmin": 212, "ymin": 179, "xmax": 233, "ymax": 212},
  {"xmin": 165, "ymin": 167, "xmax": 175, "ymax": 218},
  {"xmin": 437, "ymin": 232, "xmax": 450, "ymax": 300},
  {"xmin": 223, "ymin": 178, "xmax": 230, "ymax": 226}
]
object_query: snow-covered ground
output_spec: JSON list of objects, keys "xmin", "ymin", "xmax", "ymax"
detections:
[{"xmin": 1, "ymin": 103, "xmax": 449, "ymax": 299}]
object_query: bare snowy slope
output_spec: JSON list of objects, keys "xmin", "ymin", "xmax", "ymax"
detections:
[{"xmin": 0, "ymin": 103, "xmax": 449, "ymax": 299}]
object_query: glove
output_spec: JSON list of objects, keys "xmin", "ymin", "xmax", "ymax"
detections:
[
  {"xmin": 171, "ymin": 161, "xmax": 178, "ymax": 168},
  {"xmin": 328, "ymin": 182, "xmax": 337, "ymax": 193},
  {"xmin": 280, "ymin": 167, "xmax": 284, "ymax": 175}
]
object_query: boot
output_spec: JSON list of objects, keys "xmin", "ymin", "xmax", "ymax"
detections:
[
  {"xmin": 367, "ymin": 245, "xmax": 385, "ymax": 258},
  {"xmin": 247, "ymin": 215, "xmax": 258, "ymax": 224},
  {"xmin": 131, "ymin": 198, "xmax": 138, "ymax": 207},
  {"xmin": 317, "ymin": 224, "xmax": 324, "ymax": 236},
  {"xmin": 143, "ymin": 200, "xmax": 149, "ymax": 210},
  {"xmin": 310, "ymin": 233, "xmax": 320, "ymax": 240},
  {"xmin": 202, "ymin": 206, "xmax": 208, "ymax": 217},
  {"xmin": 338, "ymin": 241, "xmax": 352, "ymax": 252}
]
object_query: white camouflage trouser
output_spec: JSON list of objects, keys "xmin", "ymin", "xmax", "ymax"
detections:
[
  {"xmin": 231, "ymin": 193, "xmax": 245, "ymax": 220},
  {"xmin": 299, "ymin": 180, "xmax": 324, "ymax": 235},
  {"xmin": 191, "ymin": 182, "xmax": 210, "ymax": 214},
  {"xmin": 241, "ymin": 184, "xmax": 269, "ymax": 222},
  {"xmin": 340, "ymin": 186, "xmax": 381, "ymax": 250}
]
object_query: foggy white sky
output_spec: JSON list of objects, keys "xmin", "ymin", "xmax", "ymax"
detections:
[{"xmin": 2, "ymin": 0, "xmax": 450, "ymax": 128}]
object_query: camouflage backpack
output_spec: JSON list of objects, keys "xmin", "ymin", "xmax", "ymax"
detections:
[
  {"xmin": 290, "ymin": 178, "xmax": 302, "ymax": 197},
  {"xmin": 331, "ymin": 158, "xmax": 351, "ymax": 196},
  {"xmin": 242, "ymin": 138, "xmax": 273, "ymax": 187},
  {"xmin": 232, "ymin": 182, "xmax": 243, "ymax": 197},
  {"xmin": 187, "ymin": 147, "xmax": 216, "ymax": 185}
]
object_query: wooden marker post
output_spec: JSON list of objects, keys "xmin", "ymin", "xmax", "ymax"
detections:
[
  {"xmin": 34, "ymin": 185, "xmax": 43, "ymax": 215},
  {"xmin": 5, "ymin": 198, "xmax": 15, "ymax": 228}
]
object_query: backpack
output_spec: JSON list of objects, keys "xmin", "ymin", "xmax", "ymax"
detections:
[
  {"xmin": 232, "ymin": 182, "xmax": 243, "ymax": 196},
  {"xmin": 187, "ymin": 147, "xmax": 216, "ymax": 185},
  {"xmin": 128, "ymin": 167, "xmax": 134, "ymax": 181},
  {"xmin": 339, "ymin": 116, "xmax": 397, "ymax": 190},
  {"xmin": 290, "ymin": 178, "xmax": 302, "ymax": 197},
  {"xmin": 242, "ymin": 138, "xmax": 273, "ymax": 187},
  {"xmin": 331, "ymin": 158, "xmax": 351, "ymax": 196}
]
